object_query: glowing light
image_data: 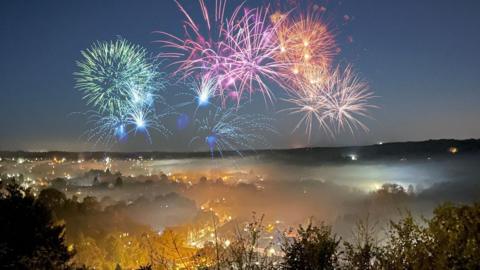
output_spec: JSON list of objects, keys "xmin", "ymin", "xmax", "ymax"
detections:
[
  {"xmin": 114, "ymin": 124, "xmax": 127, "ymax": 141},
  {"xmin": 84, "ymin": 101, "xmax": 171, "ymax": 146},
  {"xmin": 176, "ymin": 113, "xmax": 190, "ymax": 130},
  {"xmin": 126, "ymin": 105, "xmax": 171, "ymax": 143},
  {"xmin": 135, "ymin": 118, "xmax": 145, "ymax": 128},
  {"xmin": 192, "ymin": 76, "xmax": 216, "ymax": 107},
  {"xmin": 206, "ymin": 135, "xmax": 218, "ymax": 149},
  {"xmin": 449, "ymin": 147, "xmax": 458, "ymax": 154},
  {"xmin": 199, "ymin": 92, "xmax": 209, "ymax": 105}
]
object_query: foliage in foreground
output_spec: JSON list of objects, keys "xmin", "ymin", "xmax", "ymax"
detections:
[
  {"xmin": 0, "ymin": 182, "xmax": 73, "ymax": 270},
  {"xmin": 1, "ymin": 179, "xmax": 480, "ymax": 270}
]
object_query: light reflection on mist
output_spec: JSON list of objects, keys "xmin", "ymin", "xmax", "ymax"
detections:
[
  {"xmin": 2, "ymin": 152, "xmax": 479, "ymax": 239},
  {"xmin": 146, "ymin": 155, "xmax": 477, "ymax": 193}
]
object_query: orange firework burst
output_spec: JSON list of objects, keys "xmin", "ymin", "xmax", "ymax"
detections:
[{"xmin": 272, "ymin": 8, "xmax": 337, "ymax": 82}]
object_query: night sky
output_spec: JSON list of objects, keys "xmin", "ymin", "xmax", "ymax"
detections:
[{"xmin": 1, "ymin": 0, "xmax": 479, "ymax": 152}]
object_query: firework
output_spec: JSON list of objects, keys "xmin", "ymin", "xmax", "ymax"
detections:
[
  {"xmin": 84, "ymin": 103, "xmax": 172, "ymax": 146},
  {"xmin": 281, "ymin": 93, "xmax": 333, "ymax": 141},
  {"xmin": 74, "ymin": 2, "xmax": 375, "ymax": 148},
  {"xmin": 190, "ymin": 107, "xmax": 276, "ymax": 157},
  {"xmin": 272, "ymin": 8, "xmax": 337, "ymax": 83},
  {"xmin": 284, "ymin": 65, "xmax": 374, "ymax": 139},
  {"xmin": 190, "ymin": 75, "xmax": 217, "ymax": 107},
  {"xmin": 156, "ymin": 0, "xmax": 241, "ymax": 79},
  {"xmin": 75, "ymin": 39, "xmax": 165, "ymax": 115},
  {"xmin": 84, "ymin": 112, "xmax": 128, "ymax": 147},
  {"xmin": 173, "ymin": 75, "xmax": 217, "ymax": 119},
  {"xmin": 176, "ymin": 113, "xmax": 191, "ymax": 130},
  {"xmin": 125, "ymin": 105, "xmax": 172, "ymax": 144},
  {"xmin": 158, "ymin": 1, "xmax": 289, "ymax": 104},
  {"xmin": 323, "ymin": 65, "xmax": 375, "ymax": 133},
  {"xmin": 221, "ymin": 6, "xmax": 288, "ymax": 102}
]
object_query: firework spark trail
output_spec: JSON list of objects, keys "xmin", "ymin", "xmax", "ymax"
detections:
[
  {"xmin": 125, "ymin": 104, "xmax": 172, "ymax": 144},
  {"xmin": 157, "ymin": 1, "xmax": 291, "ymax": 104},
  {"xmin": 173, "ymin": 75, "xmax": 217, "ymax": 119},
  {"xmin": 322, "ymin": 65, "xmax": 376, "ymax": 134},
  {"xmin": 74, "ymin": 2, "xmax": 376, "ymax": 149},
  {"xmin": 83, "ymin": 111, "xmax": 127, "ymax": 147},
  {"xmin": 281, "ymin": 94, "xmax": 334, "ymax": 141},
  {"xmin": 156, "ymin": 0, "xmax": 242, "ymax": 80},
  {"xmin": 190, "ymin": 107, "xmax": 276, "ymax": 157},
  {"xmin": 186, "ymin": 75, "xmax": 217, "ymax": 108},
  {"xmin": 75, "ymin": 39, "xmax": 172, "ymax": 146},
  {"xmin": 220, "ymin": 6, "xmax": 289, "ymax": 103},
  {"xmin": 283, "ymin": 65, "xmax": 375, "ymax": 140},
  {"xmin": 83, "ymin": 101, "xmax": 173, "ymax": 147},
  {"xmin": 75, "ymin": 39, "xmax": 165, "ymax": 116}
]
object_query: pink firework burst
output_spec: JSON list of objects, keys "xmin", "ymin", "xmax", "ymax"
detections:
[
  {"xmin": 155, "ymin": 0, "xmax": 243, "ymax": 80},
  {"xmin": 220, "ymin": 6, "xmax": 289, "ymax": 103},
  {"xmin": 157, "ymin": 1, "xmax": 291, "ymax": 105}
]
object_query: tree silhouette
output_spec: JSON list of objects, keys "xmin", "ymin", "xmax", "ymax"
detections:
[
  {"xmin": 343, "ymin": 217, "xmax": 382, "ymax": 270},
  {"xmin": 92, "ymin": 176, "xmax": 99, "ymax": 186},
  {"xmin": 427, "ymin": 203, "xmax": 480, "ymax": 269},
  {"xmin": 380, "ymin": 213, "xmax": 432, "ymax": 269},
  {"xmin": 282, "ymin": 222, "xmax": 341, "ymax": 270},
  {"xmin": 0, "ymin": 181, "xmax": 73, "ymax": 269},
  {"xmin": 115, "ymin": 176, "xmax": 123, "ymax": 187},
  {"xmin": 37, "ymin": 188, "xmax": 67, "ymax": 214}
]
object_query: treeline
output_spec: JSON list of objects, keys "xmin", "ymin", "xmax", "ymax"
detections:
[
  {"xmin": 2, "ymin": 138, "xmax": 480, "ymax": 162},
  {"xmin": 0, "ymin": 179, "xmax": 479, "ymax": 270}
]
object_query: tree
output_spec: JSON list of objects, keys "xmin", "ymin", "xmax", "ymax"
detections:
[
  {"xmin": 378, "ymin": 203, "xmax": 480, "ymax": 269},
  {"xmin": 51, "ymin": 178, "xmax": 67, "ymax": 190},
  {"xmin": 379, "ymin": 213, "xmax": 433, "ymax": 270},
  {"xmin": 159, "ymin": 173, "xmax": 169, "ymax": 182},
  {"xmin": 79, "ymin": 196, "xmax": 100, "ymax": 213},
  {"xmin": 221, "ymin": 214, "xmax": 277, "ymax": 270},
  {"xmin": 343, "ymin": 217, "xmax": 382, "ymax": 270},
  {"xmin": 0, "ymin": 182, "xmax": 73, "ymax": 269},
  {"xmin": 115, "ymin": 176, "xmax": 123, "ymax": 187},
  {"xmin": 92, "ymin": 176, "xmax": 99, "ymax": 186},
  {"xmin": 37, "ymin": 188, "xmax": 67, "ymax": 214},
  {"xmin": 71, "ymin": 235, "xmax": 107, "ymax": 269},
  {"xmin": 282, "ymin": 222, "xmax": 341, "ymax": 270},
  {"xmin": 427, "ymin": 203, "xmax": 480, "ymax": 269}
]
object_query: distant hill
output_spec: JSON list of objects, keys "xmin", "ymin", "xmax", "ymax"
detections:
[
  {"xmin": 264, "ymin": 139, "xmax": 480, "ymax": 164},
  {"xmin": 1, "ymin": 139, "xmax": 479, "ymax": 163}
]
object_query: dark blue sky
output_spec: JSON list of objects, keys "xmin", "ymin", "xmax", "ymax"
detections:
[{"xmin": 1, "ymin": 0, "xmax": 479, "ymax": 151}]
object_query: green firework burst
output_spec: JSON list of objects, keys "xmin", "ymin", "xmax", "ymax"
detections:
[{"xmin": 75, "ymin": 39, "xmax": 165, "ymax": 115}]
